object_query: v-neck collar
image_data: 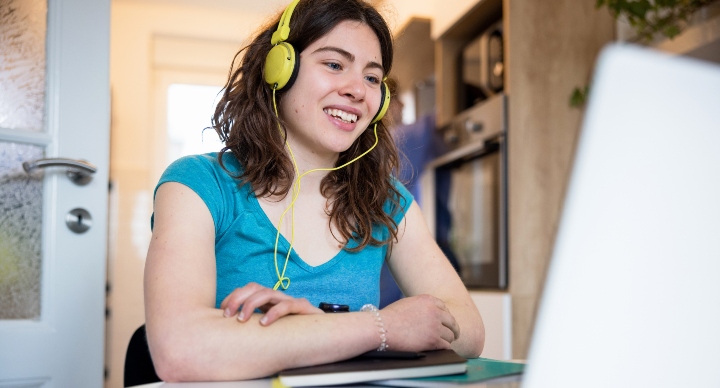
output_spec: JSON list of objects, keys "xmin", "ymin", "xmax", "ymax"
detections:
[{"xmin": 247, "ymin": 192, "xmax": 350, "ymax": 273}]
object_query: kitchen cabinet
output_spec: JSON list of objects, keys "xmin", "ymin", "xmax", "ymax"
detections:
[
  {"xmin": 434, "ymin": 0, "xmax": 615, "ymax": 359},
  {"xmin": 428, "ymin": 0, "xmax": 719, "ymax": 361}
]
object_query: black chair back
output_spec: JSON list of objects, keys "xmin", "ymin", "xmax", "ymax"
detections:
[{"xmin": 124, "ymin": 324, "xmax": 161, "ymax": 387}]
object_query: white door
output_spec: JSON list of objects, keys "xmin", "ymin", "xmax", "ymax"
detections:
[{"xmin": 0, "ymin": 0, "xmax": 110, "ymax": 387}]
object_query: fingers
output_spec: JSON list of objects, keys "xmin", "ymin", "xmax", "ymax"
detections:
[
  {"xmin": 239, "ymin": 289, "xmax": 299, "ymax": 322},
  {"xmin": 219, "ymin": 283, "xmax": 323, "ymax": 325},
  {"xmin": 381, "ymin": 295, "xmax": 460, "ymax": 352},
  {"xmin": 220, "ymin": 283, "xmax": 292, "ymax": 321},
  {"xmin": 428, "ymin": 296, "xmax": 461, "ymax": 340},
  {"xmin": 260, "ymin": 299, "xmax": 323, "ymax": 326},
  {"xmin": 438, "ymin": 324, "xmax": 456, "ymax": 346},
  {"xmin": 440, "ymin": 309, "xmax": 461, "ymax": 340}
]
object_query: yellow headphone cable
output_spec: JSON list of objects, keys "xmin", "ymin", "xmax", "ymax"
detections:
[{"xmin": 270, "ymin": 88, "xmax": 379, "ymax": 290}]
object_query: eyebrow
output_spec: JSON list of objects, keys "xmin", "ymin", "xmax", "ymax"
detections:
[{"xmin": 311, "ymin": 46, "xmax": 384, "ymax": 73}]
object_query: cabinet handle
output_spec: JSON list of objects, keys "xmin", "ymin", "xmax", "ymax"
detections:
[{"xmin": 23, "ymin": 158, "xmax": 97, "ymax": 186}]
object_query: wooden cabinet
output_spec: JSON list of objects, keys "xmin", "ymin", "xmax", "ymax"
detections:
[
  {"xmin": 434, "ymin": 0, "xmax": 502, "ymax": 127},
  {"xmin": 503, "ymin": 0, "xmax": 615, "ymax": 359},
  {"xmin": 433, "ymin": 0, "xmax": 615, "ymax": 359},
  {"xmin": 431, "ymin": 0, "xmax": 720, "ymax": 360}
]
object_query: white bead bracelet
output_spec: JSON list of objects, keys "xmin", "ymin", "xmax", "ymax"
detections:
[{"xmin": 361, "ymin": 304, "xmax": 388, "ymax": 351}]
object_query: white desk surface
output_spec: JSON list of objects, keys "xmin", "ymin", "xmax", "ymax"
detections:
[
  {"xmin": 131, "ymin": 381, "xmax": 275, "ymax": 388},
  {"xmin": 130, "ymin": 376, "xmax": 522, "ymax": 388},
  {"xmin": 132, "ymin": 382, "xmax": 374, "ymax": 388}
]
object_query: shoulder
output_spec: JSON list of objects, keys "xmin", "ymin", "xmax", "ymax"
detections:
[
  {"xmin": 162, "ymin": 152, "xmax": 241, "ymax": 177},
  {"xmin": 156, "ymin": 153, "xmax": 242, "ymax": 193},
  {"xmin": 152, "ymin": 152, "xmax": 247, "ymax": 232}
]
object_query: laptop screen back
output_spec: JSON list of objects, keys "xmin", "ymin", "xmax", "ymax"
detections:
[{"xmin": 523, "ymin": 44, "xmax": 720, "ymax": 388}]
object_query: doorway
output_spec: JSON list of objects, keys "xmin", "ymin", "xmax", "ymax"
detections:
[{"xmin": 106, "ymin": 6, "xmax": 243, "ymax": 385}]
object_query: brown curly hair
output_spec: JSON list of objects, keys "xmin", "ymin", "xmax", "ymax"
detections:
[{"xmin": 212, "ymin": 0, "xmax": 402, "ymax": 252}]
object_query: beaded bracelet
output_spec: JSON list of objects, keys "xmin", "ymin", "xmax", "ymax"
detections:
[{"xmin": 361, "ymin": 304, "xmax": 388, "ymax": 351}]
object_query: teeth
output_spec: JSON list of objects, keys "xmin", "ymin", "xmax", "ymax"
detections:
[{"xmin": 324, "ymin": 108, "xmax": 358, "ymax": 123}]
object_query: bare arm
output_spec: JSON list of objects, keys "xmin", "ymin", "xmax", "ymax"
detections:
[
  {"xmin": 387, "ymin": 201, "xmax": 486, "ymax": 357},
  {"xmin": 144, "ymin": 183, "xmax": 380, "ymax": 381}
]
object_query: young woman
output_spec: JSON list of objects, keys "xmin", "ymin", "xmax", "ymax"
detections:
[{"xmin": 144, "ymin": 0, "xmax": 484, "ymax": 382}]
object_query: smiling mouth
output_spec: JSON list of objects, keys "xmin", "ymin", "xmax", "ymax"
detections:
[{"xmin": 323, "ymin": 108, "xmax": 358, "ymax": 124}]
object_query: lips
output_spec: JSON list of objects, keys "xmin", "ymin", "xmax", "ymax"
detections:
[{"xmin": 323, "ymin": 108, "xmax": 358, "ymax": 124}]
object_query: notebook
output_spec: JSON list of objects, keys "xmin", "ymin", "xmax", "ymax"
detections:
[
  {"xmin": 370, "ymin": 357, "xmax": 525, "ymax": 387},
  {"xmin": 276, "ymin": 350, "xmax": 467, "ymax": 387},
  {"xmin": 523, "ymin": 44, "xmax": 720, "ymax": 387}
]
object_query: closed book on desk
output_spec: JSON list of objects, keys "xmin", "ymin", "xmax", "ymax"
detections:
[
  {"xmin": 277, "ymin": 350, "xmax": 467, "ymax": 387},
  {"xmin": 371, "ymin": 358, "xmax": 525, "ymax": 387}
]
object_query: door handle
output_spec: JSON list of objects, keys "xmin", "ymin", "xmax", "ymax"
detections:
[{"xmin": 23, "ymin": 158, "xmax": 97, "ymax": 186}]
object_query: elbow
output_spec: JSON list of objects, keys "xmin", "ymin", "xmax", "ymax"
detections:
[
  {"xmin": 472, "ymin": 324, "xmax": 486, "ymax": 358},
  {"xmin": 472, "ymin": 318, "xmax": 486, "ymax": 357},
  {"xmin": 147, "ymin": 325, "xmax": 281, "ymax": 382},
  {"xmin": 455, "ymin": 320, "xmax": 485, "ymax": 358},
  {"xmin": 469, "ymin": 306, "xmax": 486, "ymax": 357},
  {"xmin": 151, "ymin": 342, "xmax": 196, "ymax": 382},
  {"xmin": 147, "ymin": 328, "xmax": 206, "ymax": 382}
]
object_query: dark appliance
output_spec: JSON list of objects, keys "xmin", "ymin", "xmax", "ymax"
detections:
[
  {"xmin": 423, "ymin": 93, "xmax": 507, "ymax": 289},
  {"xmin": 461, "ymin": 21, "xmax": 504, "ymax": 110}
]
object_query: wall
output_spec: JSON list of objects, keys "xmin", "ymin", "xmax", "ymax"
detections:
[
  {"xmin": 107, "ymin": 1, "xmax": 444, "ymax": 386},
  {"xmin": 377, "ymin": 0, "xmax": 434, "ymax": 33},
  {"xmin": 107, "ymin": 1, "xmax": 613, "ymax": 385},
  {"xmin": 504, "ymin": 0, "xmax": 615, "ymax": 358},
  {"xmin": 107, "ymin": 2, "xmax": 272, "ymax": 387}
]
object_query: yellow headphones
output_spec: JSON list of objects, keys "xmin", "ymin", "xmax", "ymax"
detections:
[
  {"xmin": 265, "ymin": 0, "xmax": 391, "ymax": 291},
  {"xmin": 263, "ymin": 0, "xmax": 391, "ymax": 124}
]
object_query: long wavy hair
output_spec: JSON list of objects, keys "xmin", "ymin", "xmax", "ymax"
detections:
[{"xmin": 212, "ymin": 0, "xmax": 402, "ymax": 252}]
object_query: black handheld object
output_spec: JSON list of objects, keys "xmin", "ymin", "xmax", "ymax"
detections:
[
  {"xmin": 357, "ymin": 350, "xmax": 426, "ymax": 360},
  {"xmin": 319, "ymin": 302, "xmax": 350, "ymax": 313}
]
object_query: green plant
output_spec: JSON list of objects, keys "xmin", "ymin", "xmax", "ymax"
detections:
[
  {"xmin": 570, "ymin": 85, "xmax": 591, "ymax": 108},
  {"xmin": 596, "ymin": 0, "xmax": 719, "ymax": 43},
  {"xmin": 570, "ymin": 0, "xmax": 717, "ymax": 107}
]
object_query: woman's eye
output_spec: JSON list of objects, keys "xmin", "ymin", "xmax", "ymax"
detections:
[
  {"xmin": 365, "ymin": 75, "xmax": 380, "ymax": 84},
  {"xmin": 326, "ymin": 62, "xmax": 342, "ymax": 71}
]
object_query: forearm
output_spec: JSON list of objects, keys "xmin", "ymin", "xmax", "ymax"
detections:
[{"xmin": 146, "ymin": 307, "xmax": 379, "ymax": 382}]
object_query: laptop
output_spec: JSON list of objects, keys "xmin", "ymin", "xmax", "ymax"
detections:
[{"xmin": 523, "ymin": 44, "xmax": 720, "ymax": 387}]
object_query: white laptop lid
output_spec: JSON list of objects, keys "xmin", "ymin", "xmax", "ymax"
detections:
[{"xmin": 523, "ymin": 44, "xmax": 720, "ymax": 388}]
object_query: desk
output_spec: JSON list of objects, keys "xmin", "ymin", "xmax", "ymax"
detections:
[{"xmin": 130, "ymin": 376, "xmax": 522, "ymax": 388}]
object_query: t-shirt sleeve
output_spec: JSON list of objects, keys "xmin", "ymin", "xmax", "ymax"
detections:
[
  {"xmin": 389, "ymin": 177, "xmax": 414, "ymax": 226},
  {"xmin": 151, "ymin": 154, "xmax": 226, "ymax": 233}
]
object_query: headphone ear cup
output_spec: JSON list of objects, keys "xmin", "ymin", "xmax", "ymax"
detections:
[
  {"xmin": 264, "ymin": 42, "xmax": 299, "ymax": 90},
  {"xmin": 370, "ymin": 81, "xmax": 391, "ymax": 124}
]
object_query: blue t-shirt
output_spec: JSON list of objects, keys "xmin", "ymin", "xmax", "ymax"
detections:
[{"xmin": 153, "ymin": 152, "xmax": 413, "ymax": 311}]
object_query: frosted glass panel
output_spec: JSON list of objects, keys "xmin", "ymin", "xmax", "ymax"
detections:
[
  {"xmin": 0, "ymin": 0, "xmax": 48, "ymax": 132},
  {"xmin": 0, "ymin": 141, "xmax": 44, "ymax": 319}
]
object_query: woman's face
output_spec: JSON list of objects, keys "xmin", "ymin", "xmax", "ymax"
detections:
[{"xmin": 279, "ymin": 20, "xmax": 384, "ymax": 162}]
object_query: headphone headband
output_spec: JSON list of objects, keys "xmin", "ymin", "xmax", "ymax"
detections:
[
  {"xmin": 271, "ymin": 0, "xmax": 301, "ymax": 45},
  {"xmin": 264, "ymin": 0, "xmax": 390, "ymax": 124}
]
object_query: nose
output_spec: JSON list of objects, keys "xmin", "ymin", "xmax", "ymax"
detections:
[{"xmin": 338, "ymin": 74, "xmax": 366, "ymax": 103}]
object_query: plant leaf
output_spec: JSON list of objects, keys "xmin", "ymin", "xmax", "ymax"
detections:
[
  {"xmin": 627, "ymin": 1, "xmax": 651, "ymax": 18},
  {"xmin": 569, "ymin": 86, "xmax": 590, "ymax": 108},
  {"xmin": 663, "ymin": 24, "xmax": 682, "ymax": 38}
]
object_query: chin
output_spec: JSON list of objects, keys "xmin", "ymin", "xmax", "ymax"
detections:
[{"xmin": 325, "ymin": 137, "xmax": 362, "ymax": 155}]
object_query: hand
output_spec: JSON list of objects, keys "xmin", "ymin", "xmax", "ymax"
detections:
[
  {"xmin": 380, "ymin": 295, "xmax": 460, "ymax": 352},
  {"xmin": 219, "ymin": 282, "xmax": 324, "ymax": 325}
]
